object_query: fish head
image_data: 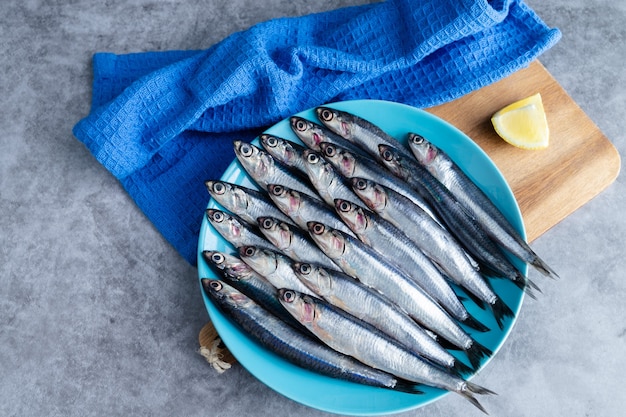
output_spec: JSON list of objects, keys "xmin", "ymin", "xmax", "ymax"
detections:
[
  {"xmin": 316, "ymin": 107, "xmax": 352, "ymax": 140},
  {"xmin": 293, "ymin": 262, "xmax": 333, "ymax": 296},
  {"xmin": 267, "ymin": 184, "xmax": 301, "ymax": 215},
  {"xmin": 319, "ymin": 142, "xmax": 356, "ymax": 177},
  {"xmin": 234, "ymin": 141, "xmax": 272, "ymax": 184},
  {"xmin": 302, "ymin": 149, "xmax": 331, "ymax": 183},
  {"xmin": 260, "ymin": 134, "xmax": 298, "ymax": 167},
  {"xmin": 278, "ymin": 289, "xmax": 318, "ymax": 325},
  {"xmin": 207, "ymin": 181, "xmax": 249, "ymax": 213},
  {"xmin": 257, "ymin": 216, "xmax": 292, "ymax": 250},
  {"xmin": 307, "ymin": 221, "xmax": 346, "ymax": 259},
  {"xmin": 203, "ymin": 250, "xmax": 253, "ymax": 279},
  {"xmin": 334, "ymin": 199, "xmax": 369, "ymax": 237},
  {"xmin": 238, "ymin": 246, "xmax": 279, "ymax": 276},
  {"xmin": 206, "ymin": 209, "xmax": 243, "ymax": 241},
  {"xmin": 202, "ymin": 279, "xmax": 251, "ymax": 308},
  {"xmin": 290, "ymin": 117, "xmax": 322, "ymax": 149},
  {"xmin": 408, "ymin": 133, "xmax": 438, "ymax": 166},
  {"xmin": 350, "ymin": 177, "xmax": 389, "ymax": 213},
  {"xmin": 378, "ymin": 144, "xmax": 408, "ymax": 179}
]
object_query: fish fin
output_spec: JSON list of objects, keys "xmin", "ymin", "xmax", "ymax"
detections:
[
  {"xmin": 465, "ymin": 340, "xmax": 492, "ymax": 370},
  {"xmin": 489, "ymin": 297, "xmax": 515, "ymax": 330},
  {"xmin": 392, "ymin": 380, "xmax": 424, "ymax": 395},
  {"xmin": 450, "ymin": 358, "xmax": 474, "ymax": 377},
  {"xmin": 461, "ymin": 314, "xmax": 490, "ymax": 333}
]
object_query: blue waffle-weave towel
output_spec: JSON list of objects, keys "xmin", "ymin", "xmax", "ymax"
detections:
[{"xmin": 73, "ymin": 0, "xmax": 560, "ymax": 265}]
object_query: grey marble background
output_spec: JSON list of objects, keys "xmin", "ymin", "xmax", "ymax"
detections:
[{"xmin": 1, "ymin": 1, "xmax": 624, "ymax": 416}]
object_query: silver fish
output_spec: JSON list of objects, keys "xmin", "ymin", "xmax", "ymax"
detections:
[
  {"xmin": 205, "ymin": 180, "xmax": 294, "ymax": 227},
  {"xmin": 233, "ymin": 140, "xmax": 321, "ymax": 200},
  {"xmin": 279, "ymin": 289, "xmax": 495, "ymax": 413},
  {"xmin": 266, "ymin": 183, "xmax": 355, "ymax": 237},
  {"xmin": 333, "ymin": 198, "xmax": 489, "ymax": 333},
  {"xmin": 202, "ymin": 250, "xmax": 299, "ymax": 327},
  {"xmin": 350, "ymin": 177, "xmax": 514, "ymax": 329},
  {"xmin": 259, "ymin": 134, "xmax": 308, "ymax": 176},
  {"xmin": 205, "ymin": 209, "xmax": 276, "ymax": 251},
  {"xmin": 408, "ymin": 133, "xmax": 558, "ymax": 279},
  {"xmin": 301, "ymin": 149, "xmax": 363, "ymax": 207},
  {"xmin": 315, "ymin": 106, "xmax": 413, "ymax": 161},
  {"xmin": 256, "ymin": 216, "xmax": 340, "ymax": 272},
  {"xmin": 306, "ymin": 221, "xmax": 491, "ymax": 369},
  {"xmin": 290, "ymin": 115, "xmax": 369, "ymax": 157},
  {"xmin": 202, "ymin": 279, "xmax": 421, "ymax": 393},
  {"xmin": 238, "ymin": 245, "xmax": 316, "ymax": 296},
  {"xmin": 293, "ymin": 262, "xmax": 473, "ymax": 375},
  {"xmin": 318, "ymin": 141, "xmax": 438, "ymax": 221},
  {"xmin": 377, "ymin": 144, "xmax": 538, "ymax": 297}
]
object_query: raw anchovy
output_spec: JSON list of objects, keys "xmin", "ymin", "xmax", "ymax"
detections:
[
  {"xmin": 256, "ymin": 216, "xmax": 340, "ymax": 272},
  {"xmin": 233, "ymin": 140, "xmax": 321, "ymax": 200},
  {"xmin": 279, "ymin": 289, "xmax": 495, "ymax": 413},
  {"xmin": 307, "ymin": 221, "xmax": 491, "ymax": 369},
  {"xmin": 350, "ymin": 177, "xmax": 514, "ymax": 329},
  {"xmin": 293, "ymin": 262, "xmax": 473, "ymax": 375},
  {"xmin": 318, "ymin": 141, "xmax": 437, "ymax": 221},
  {"xmin": 301, "ymin": 149, "xmax": 363, "ymax": 207},
  {"xmin": 202, "ymin": 279, "xmax": 422, "ymax": 394},
  {"xmin": 266, "ymin": 183, "xmax": 355, "ymax": 237},
  {"xmin": 259, "ymin": 134, "xmax": 308, "ymax": 176},
  {"xmin": 238, "ymin": 245, "xmax": 316, "ymax": 296},
  {"xmin": 290, "ymin": 115, "xmax": 369, "ymax": 157},
  {"xmin": 333, "ymin": 198, "xmax": 489, "ymax": 333},
  {"xmin": 202, "ymin": 250, "xmax": 298, "ymax": 327},
  {"xmin": 408, "ymin": 133, "xmax": 558, "ymax": 279},
  {"xmin": 315, "ymin": 106, "xmax": 413, "ymax": 161},
  {"xmin": 205, "ymin": 209, "xmax": 276, "ymax": 252},
  {"xmin": 205, "ymin": 180, "xmax": 294, "ymax": 227},
  {"xmin": 377, "ymin": 144, "xmax": 539, "ymax": 297}
]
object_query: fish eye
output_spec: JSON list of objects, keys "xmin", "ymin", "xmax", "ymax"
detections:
[
  {"xmin": 211, "ymin": 253, "xmax": 225, "ymax": 264},
  {"xmin": 338, "ymin": 201, "xmax": 351, "ymax": 212},
  {"xmin": 411, "ymin": 134, "xmax": 425, "ymax": 144},
  {"xmin": 269, "ymin": 184, "xmax": 283, "ymax": 195},
  {"xmin": 306, "ymin": 153, "xmax": 319, "ymax": 164},
  {"xmin": 213, "ymin": 182, "xmax": 226, "ymax": 195},
  {"xmin": 294, "ymin": 119, "xmax": 307, "ymax": 132},
  {"xmin": 209, "ymin": 280, "xmax": 223, "ymax": 291},
  {"xmin": 243, "ymin": 246, "xmax": 256, "ymax": 257},
  {"xmin": 240, "ymin": 143, "xmax": 253, "ymax": 157},
  {"xmin": 312, "ymin": 223, "xmax": 325, "ymax": 235},
  {"xmin": 381, "ymin": 149, "xmax": 394, "ymax": 161},
  {"xmin": 299, "ymin": 263, "xmax": 312, "ymax": 275},
  {"xmin": 261, "ymin": 218, "xmax": 274, "ymax": 229},
  {"xmin": 354, "ymin": 178, "xmax": 367, "ymax": 190},
  {"xmin": 282, "ymin": 290, "xmax": 296, "ymax": 303},
  {"xmin": 265, "ymin": 136, "xmax": 278, "ymax": 147},
  {"xmin": 212, "ymin": 211, "xmax": 225, "ymax": 222},
  {"xmin": 319, "ymin": 108, "xmax": 333, "ymax": 122},
  {"xmin": 322, "ymin": 144, "xmax": 336, "ymax": 157}
]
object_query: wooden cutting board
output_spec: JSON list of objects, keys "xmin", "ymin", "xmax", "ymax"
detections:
[{"xmin": 427, "ymin": 60, "xmax": 620, "ymax": 243}]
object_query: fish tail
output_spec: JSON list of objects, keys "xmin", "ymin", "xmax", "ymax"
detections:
[
  {"xmin": 465, "ymin": 340, "xmax": 492, "ymax": 370},
  {"xmin": 460, "ymin": 291, "xmax": 488, "ymax": 310},
  {"xmin": 461, "ymin": 313, "xmax": 490, "ymax": 333},
  {"xmin": 489, "ymin": 297, "xmax": 515, "ymax": 330},
  {"xmin": 509, "ymin": 274, "xmax": 541, "ymax": 300},
  {"xmin": 392, "ymin": 380, "xmax": 424, "ymax": 395},
  {"xmin": 532, "ymin": 256, "xmax": 560, "ymax": 280},
  {"xmin": 458, "ymin": 381, "xmax": 497, "ymax": 414}
]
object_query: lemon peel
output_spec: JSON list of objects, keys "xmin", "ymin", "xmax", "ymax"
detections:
[{"xmin": 491, "ymin": 93, "xmax": 550, "ymax": 150}]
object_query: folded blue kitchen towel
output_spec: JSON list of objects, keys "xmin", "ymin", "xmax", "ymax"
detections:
[{"xmin": 73, "ymin": 0, "xmax": 560, "ymax": 265}]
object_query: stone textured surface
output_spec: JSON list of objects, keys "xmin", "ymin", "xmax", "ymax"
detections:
[{"xmin": 1, "ymin": 1, "xmax": 624, "ymax": 416}]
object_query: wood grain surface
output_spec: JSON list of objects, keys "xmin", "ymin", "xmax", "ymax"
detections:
[{"xmin": 427, "ymin": 61, "xmax": 620, "ymax": 242}]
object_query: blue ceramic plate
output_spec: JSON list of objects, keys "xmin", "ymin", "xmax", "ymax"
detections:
[{"xmin": 197, "ymin": 100, "xmax": 526, "ymax": 415}]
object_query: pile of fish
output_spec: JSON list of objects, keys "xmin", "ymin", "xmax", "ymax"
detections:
[{"xmin": 200, "ymin": 106, "xmax": 558, "ymax": 414}]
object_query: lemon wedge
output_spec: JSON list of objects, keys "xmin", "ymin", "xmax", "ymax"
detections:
[{"xmin": 491, "ymin": 93, "xmax": 550, "ymax": 150}]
